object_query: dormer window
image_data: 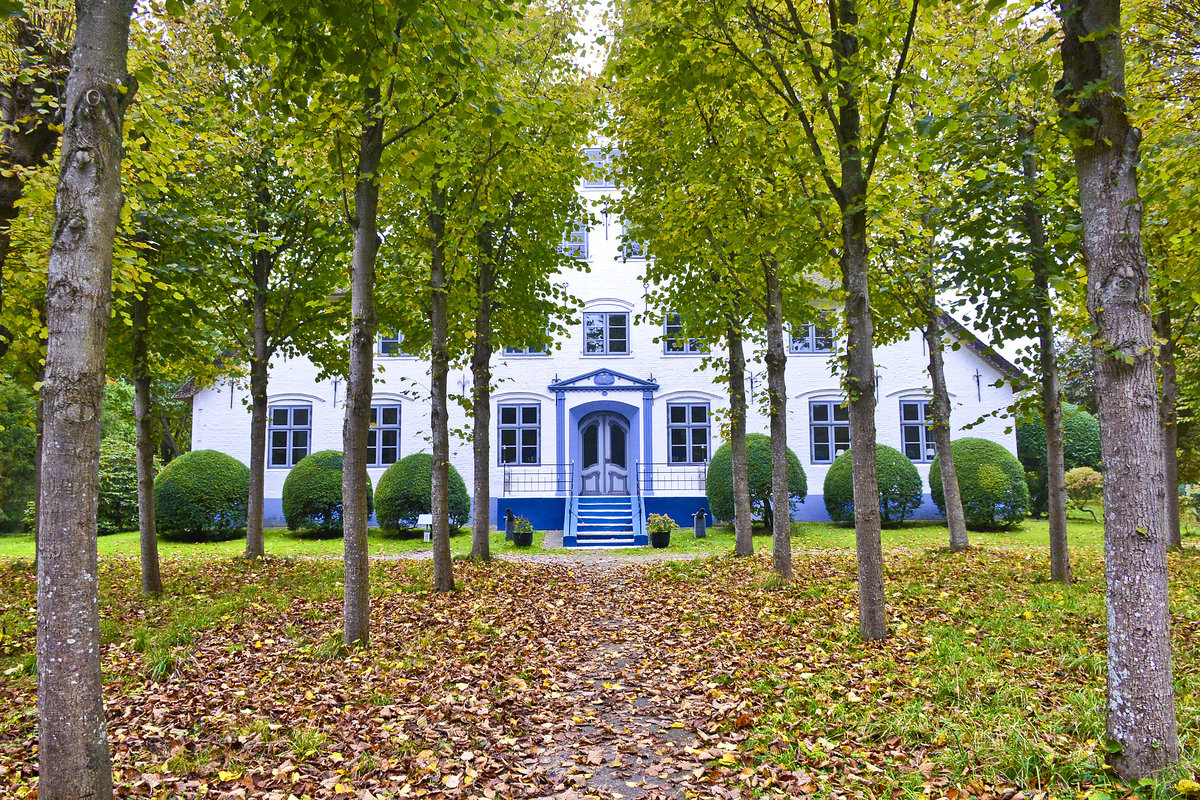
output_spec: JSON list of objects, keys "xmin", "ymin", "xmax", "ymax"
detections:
[
  {"xmin": 582, "ymin": 147, "xmax": 616, "ymax": 189},
  {"xmin": 789, "ymin": 318, "xmax": 835, "ymax": 354},
  {"xmin": 663, "ymin": 312, "xmax": 705, "ymax": 354},
  {"xmin": 378, "ymin": 330, "xmax": 413, "ymax": 357}
]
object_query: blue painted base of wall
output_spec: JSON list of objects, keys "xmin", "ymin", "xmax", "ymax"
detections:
[
  {"xmin": 492, "ymin": 497, "xmax": 567, "ymax": 532},
  {"xmin": 710, "ymin": 494, "xmax": 946, "ymax": 524},
  {"xmin": 643, "ymin": 497, "xmax": 711, "ymax": 528}
]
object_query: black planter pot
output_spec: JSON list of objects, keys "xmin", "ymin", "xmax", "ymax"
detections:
[
  {"xmin": 513, "ymin": 530, "xmax": 533, "ymax": 547},
  {"xmin": 650, "ymin": 530, "xmax": 671, "ymax": 549}
]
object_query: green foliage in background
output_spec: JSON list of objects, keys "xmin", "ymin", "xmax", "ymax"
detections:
[
  {"xmin": 375, "ymin": 453, "xmax": 469, "ymax": 533},
  {"xmin": 932, "ymin": 438, "xmax": 1029, "ymax": 531},
  {"xmin": 281, "ymin": 450, "xmax": 371, "ymax": 536},
  {"xmin": 824, "ymin": 445, "xmax": 923, "ymax": 528},
  {"xmin": 154, "ymin": 449, "xmax": 249, "ymax": 541},
  {"xmin": 97, "ymin": 438, "xmax": 140, "ymax": 535},
  {"xmin": 706, "ymin": 434, "xmax": 806, "ymax": 526},
  {"xmin": 1016, "ymin": 403, "xmax": 1101, "ymax": 516},
  {"xmin": 0, "ymin": 381, "xmax": 37, "ymax": 533}
]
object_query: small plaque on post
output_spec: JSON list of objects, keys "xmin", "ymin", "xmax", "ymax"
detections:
[{"xmin": 417, "ymin": 513, "xmax": 434, "ymax": 543}]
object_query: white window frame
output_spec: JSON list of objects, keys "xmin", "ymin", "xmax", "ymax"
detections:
[
  {"xmin": 378, "ymin": 330, "xmax": 414, "ymax": 357},
  {"xmin": 663, "ymin": 312, "xmax": 705, "ymax": 355},
  {"xmin": 788, "ymin": 319, "xmax": 835, "ymax": 355},
  {"xmin": 560, "ymin": 220, "xmax": 589, "ymax": 259},
  {"xmin": 583, "ymin": 147, "xmax": 615, "ymax": 189}
]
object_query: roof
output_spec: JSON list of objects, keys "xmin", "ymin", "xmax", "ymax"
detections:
[{"xmin": 937, "ymin": 313, "xmax": 1028, "ymax": 384}]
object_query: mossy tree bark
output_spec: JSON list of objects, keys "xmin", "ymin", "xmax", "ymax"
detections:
[
  {"xmin": 429, "ymin": 172, "xmax": 454, "ymax": 593},
  {"xmin": 762, "ymin": 256, "xmax": 791, "ymax": 580},
  {"xmin": 37, "ymin": 0, "xmax": 137, "ymax": 794},
  {"xmin": 131, "ymin": 289, "xmax": 162, "ymax": 595},
  {"xmin": 1058, "ymin": 0, "xmax": 1179, "ymax": 778},
  {"xmin": 726, "ymin": 324, "xmax": 753, "ymax": 557}
]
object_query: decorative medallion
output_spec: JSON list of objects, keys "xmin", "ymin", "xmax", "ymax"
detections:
[{"xmin": 594, "ymin": 372, "xmax": 616, "ymax": 386}]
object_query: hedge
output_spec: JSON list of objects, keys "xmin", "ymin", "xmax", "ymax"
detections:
[
  {"xmin": 98, "ymin": 438, "xmax": 140, "ymax": 535},
  {"xmin": 1016, "ymin": 403, "xmax": 1101, "ymax": 516},
  {"xmin": 154, "ymin": 449, "xmax": 249, "ymax": 541},
  {"xmin": 931, "ymin": 437, "xmax": 1029, "ymax": 530},
  {"xmin": 706, "ymin": 434, "xmax": 806, "ymax": 526},
  {"xmin": 823, "ymin": 444, "xmax": 923, "ymax": 527},
  {"xmin": 282, "ymin": 450, "xmax": 372, "ymax": 536},
  {"xmin": 375, "ymin": 452, "xmax": 469, "ymax": 533}
]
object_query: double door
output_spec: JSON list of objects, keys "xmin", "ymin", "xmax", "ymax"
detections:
[{"xmin": 579, "ymin": 412, "xmax": 630, "ymax": 495}]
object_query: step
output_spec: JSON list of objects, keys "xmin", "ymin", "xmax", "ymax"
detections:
[
  {"xmin": 576, "ymin": 497, "xmax": 632, "ymax": 504},
  {"xmin": 576, "ymin": 512, "xmax": 634, "ymax": 522}
]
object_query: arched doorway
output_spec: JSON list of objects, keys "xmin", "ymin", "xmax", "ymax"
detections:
[{"xmin": 579, "ymin": 411, "xmax": 630, "ymax": 495}]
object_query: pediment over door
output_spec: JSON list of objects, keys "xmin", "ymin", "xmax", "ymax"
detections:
[{"xmin": 548, "ymin": 368, "xmax": 659, "ymax": 393}]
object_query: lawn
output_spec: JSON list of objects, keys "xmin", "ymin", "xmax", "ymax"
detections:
[{"xmin": 2, "ymin": 513, "xmax": 1196, "ymax": 799}]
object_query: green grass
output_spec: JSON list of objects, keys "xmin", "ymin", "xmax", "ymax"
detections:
[{"xmin": 0, "ymin": 525, "xmax": 546, "ymax": 561}]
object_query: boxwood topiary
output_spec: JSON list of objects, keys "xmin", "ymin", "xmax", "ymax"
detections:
[
  {"xmin": 282, "ymin": 450, "xmax": 372, "ymax": 536},
  {"xmin": 931, "ymin": 437, "xmax": 1029, "ymax": 531},
  {"xmin": 154, "ymin": 449, "xmax": 250, "ymax": 541},
  {"xmin": 823, "ymin": 444, "xmax": 923, "ymax": 527},
  {"xmin": 706, "ymin": 433, "xmax": 806, "ymax": 527},
  {"xmin": 1016, "ymin": 403, "xmax": 1101, "ymax": 516},
  {"xmin": 374, "ymin": 452, "xmax": 469, "ymax": 533}
]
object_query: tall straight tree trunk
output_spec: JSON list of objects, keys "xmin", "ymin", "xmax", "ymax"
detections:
[
  {"xmin": 1058, "ymin": 0, "xmax": 1179, "ymax": 778},
  {"xmin": 33, "ymin": 380, "xmax": 44, "ymax": 553},
  {"xmin": 762, "ymin": 257, "xmax": 791, "ymax": 580},
  {"xmin": 836, "ymin": 0, "xmax": 886, "ymax": 641},
  {"xmin": 131, "ymin": 289, "xmax": 162, "ymax": 595},
  {"xmin": 727, "ymin": 324, "xmax": 753, "ymax": 557},
  {"xmin": 1155, "ymin": 306, "xmax": 1181, "ymax": 551},
  {"xmin": 923, "ymin": 315, "xmax": 968, "ymax": 552},
  {"xmin": 342, "ymin": 96, "xmax": 383, "ymax": 648},
  {"xmin": 1021, "ymin": 128, "xmax": 1070, "ymax": 582},
  {"xmin": 244, "ymin": 249, "xmax": 271, "ymax": 560},
  {"xmin": 37, "ymin": 0, "xmax": 137, "ymax": 794},
  {"xmin": 429, "ymin": 174, "xmax": 454, "ymax": 593},
  {"xmin": 470, "ymin": 226, "xmax": 494, "ymax": 561}
]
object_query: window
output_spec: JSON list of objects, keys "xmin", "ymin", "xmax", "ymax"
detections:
[
  {"xmin": 809, "ymin": 400, "xmax": 850, "ymax": 464},
  {"xmin": 503, "ymin": 345, "xmax": 548, "ymax": 356},
  {"xmin": 583, "ymin": 147, "xmax": 615, "ymax": 188},
  {"xmin": 269, "ymin": 405, "xmax": 311, "ymax": 468},
  {"xmin": 901, "ymin": 400, "xmax": 936, "ymax": 462},
  {"xmin": 789, "ymin": 318, "xmax": 835, "ymax": 354},
  {"xmin": 668, "ymin": 403, "xmax": 710, "ymax": 464},
  {"xmin": 368, "ymin": 404, "xmax": 401, "ymax": 467},
  {"xmin": 583, "ymin": 312, "xmax": 629, "ymax": 354},
  {"xmin": 498, "ymin": 403, "xmax": 540, "ymax": 465},
  {"xmin": 663, "ymin": 312, "xmax": 705, "ymax": 354},
  {"xmin": 621, "ymin": 239, "xmax": 645, "ymax": 260},
  {"xmin": 560, "ymin": 220, "xmax": 589, "ymax": 259},
  {"xmin": 379, "ymin": 330, "xmax": 412, "ymax": 357}
]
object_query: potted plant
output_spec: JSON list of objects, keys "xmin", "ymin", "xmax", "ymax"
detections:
[
  {"xmin": 647, "ymin": 513, "xmax": 676, "ymax": 549},
  {"xmin": 510, "ymin": 515, "xmax": 534, "ymax": 547}
]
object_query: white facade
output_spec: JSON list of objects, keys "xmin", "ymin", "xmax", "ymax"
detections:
[{"xmin": 188, "ymin": 161, "xmax": 1020, "ymax": 542}]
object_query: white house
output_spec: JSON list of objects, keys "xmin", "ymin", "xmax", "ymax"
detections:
[{"xmin": 184, "ymin": 148, "xmax": 1021, "ymax": 547}]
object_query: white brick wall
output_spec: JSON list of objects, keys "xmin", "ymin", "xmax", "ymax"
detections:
[{"xmin": 190, "ymin": 180, "xmax": 1018, "ymax": 522}]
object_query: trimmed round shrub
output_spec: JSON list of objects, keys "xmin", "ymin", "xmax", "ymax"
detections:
[
  {"xmin": 931, "ymin": 437, "xmax": 1029, "ymax": 531},
  {"xmin": 1065, "ymin": 466, "xmax": 1103, "ymax": 519},
  {"xmin": 98, "ymin": 438, "xmax": 140, "ymax": 535},
  {"xmin": 375, "ymin": 453, "xmax": 469, "ymax": 533},
  {"xmin": 1017, "ymin": 403, "xmax": 1101, "ymax": 516},
  {"xmin": 823, "ymin": 444, "xmax": 923, "ymax": 527},
  {"xmin": 282, "ymin": 450, "xmax": 372, "ymax": 536},
  {"xmin": 706, "ymin": 434, "xmax": 806, "ymax": 527},
  {"xmin": 154, "ymin": 449, "xmax": 249, "ymax": 541}
]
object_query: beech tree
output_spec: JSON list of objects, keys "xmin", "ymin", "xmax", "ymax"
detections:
[
  {"xmin": 1056, "ymin": 0, "xmax": 1179, "ymax": 778},
  {"xmin": 35, "ymin": 0, "xmax": 137, "ymax": 795}
]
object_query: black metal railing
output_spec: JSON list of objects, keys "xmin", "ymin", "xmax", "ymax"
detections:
[
  {"xmin": 635, "ymin": 462, "xmax": 707, "ymax": 494},
  {"xmin": 502, "ymin": 462, "xmax": 574, "ymax": 495}
]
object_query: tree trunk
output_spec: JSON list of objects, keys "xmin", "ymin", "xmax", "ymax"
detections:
[
  {"xmin": 1022, "ymin": 128, "xmax": 1070, "ymax": 582},
  {"xmin": 158, "ymin": 413, "xmax": 180, "ymax": 462},
  {"xmin": 763, "ymin": 257, "xmax": 791, "ymax": 580},
  {"xmin": 429, "ymin": 173, "xmax": 454, "ymax": 593},
  {"xmin": 836, "ymin": 0, "xmax": 886, "ymax": 641},
  {"xmin": 33, "ymin": 379, "xmax": 44, "ymax": 554},
  {"xmin": 727, "ymin": 324, "xmax": 753, "ymax": 557},
  {"xmin": 471, "ymin": 227, "xmax": 494, "ymax": 561},
  {"xmin": 0, "ymin": 15, "xmax": 70, "ymax": 359},
  {"xmin": 1058, "ymin": 0, "xmax": 1179, "ymax": 778},
  {"xmin": 132, "ymin": 290, "xmax": 162, "ymax": 595},
  {"xmin": 1156, "ymin": 306, "xmax": 1181, "ymax": 551},
  {"xmin": 923, "ymin": 315, "xmax": 968, "ymax": 552},
  {"xmin": 244, "ymin": 247, "xmax": 271, "ymax": 560},
  {"xmin": 37, "ymin": 0, "xmax": 137, "ymax": 794},
  {"xmin": 342, "ymin": 95, "xmax": 383, "ymax": 649}
]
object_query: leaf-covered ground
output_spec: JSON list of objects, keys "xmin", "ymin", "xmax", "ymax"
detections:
[{"xmin": 2, "ymin": 543, "xmax": 1199, "ymax": 799}]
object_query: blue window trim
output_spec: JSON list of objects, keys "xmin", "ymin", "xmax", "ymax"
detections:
[
  {"xmin": 788, "ymin": 319, "xmax": 835, "ymax": 355},
  {"xmin": 367, "ymin": 404, "xmax": 401, "ymax": 468},
  {"xmin": 663, "ymin": 312, "xmax": 706, "ymax": 355},
  {"xmin": 900, "ymin": 399, "xmax": 936, "ymax": 463},
  {"xmin": 268, "ymin": 404, "xmax": 312, "ymax": 468},
  {"xmin": 560, "ymin": 220, "xmax": 589, "ymax": 259},
  {"xmin": 808, "ymin": 400, "xmax": 850, "ymax": 464},
  {"xmin": 582, "ymin": 147, "xmax": 615, "ymax": 189},
  {"xmin": 583, "ymin": 311, "xmax": 631, "ymax": 356},
  {"xmin": 378, "ymin": 330, "xmax": 416, "ymax": 358},
  {"xmin": 503, "ymin": 345, "xmax": 550, "ymax": 357},
  {"xmin": 666, "ymin": 402, "xmax": 710, "ymax": 465},
  {"xmin": 498, "ymin": 403, "xmax": 541, "ymax": 466}
]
